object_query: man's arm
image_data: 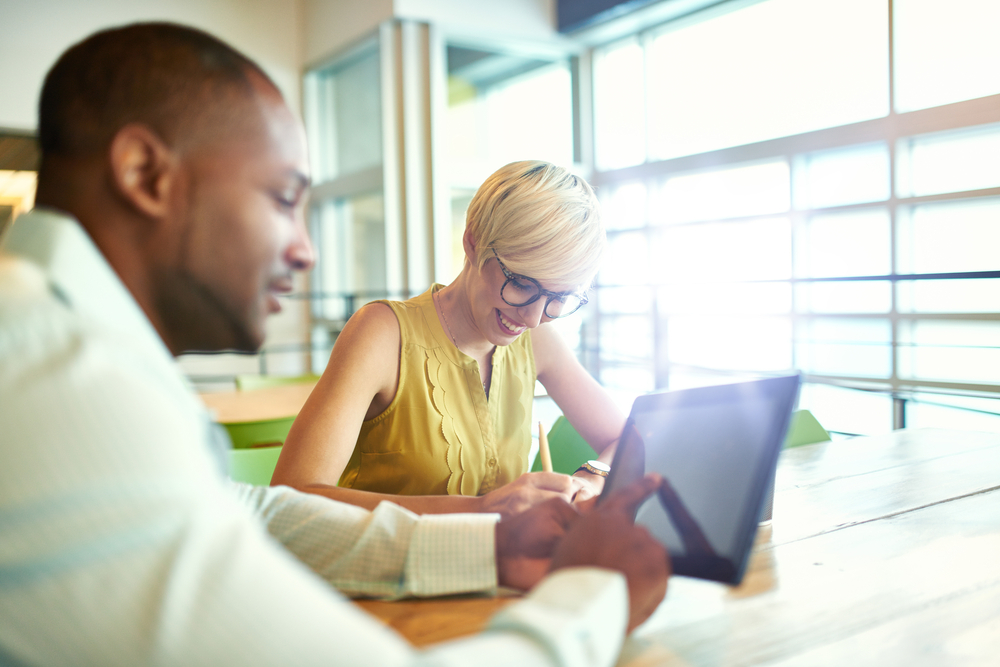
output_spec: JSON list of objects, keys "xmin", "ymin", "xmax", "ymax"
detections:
[{"xmin": 231, "ymin": 482, "xmax": 499, "ymax": 598}]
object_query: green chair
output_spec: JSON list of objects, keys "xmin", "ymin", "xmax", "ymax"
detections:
[
  {"xmin": 530, "ymin": 416, "xmax": 598, "ymax": 474},
  {"xmin": 235, "ymin": 373, "xmax": 320, "ymax": 392},
  {"xmin": 228, "ymin": 445, "xmax": 283, "ymax": 486},
  {"xmin": 529, "ymin": 408, "xmax": 829, "ymax": 474},
  {"xmin": 220, "ymin": 415, "xmax": 296, "ymax": 485},
  {"xmin": 783, "ymin": 409, "xmax": 831, "ymax": 448},
  {"xmin": 221, "ymin": 415, "xmax": 296, "ymax": 450}
]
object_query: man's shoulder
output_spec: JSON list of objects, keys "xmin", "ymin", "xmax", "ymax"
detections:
[
  {"xmin": 0, "ymin": 252, "xmax": 83, "ymax": 360},
  {"xmin": 0, "ymin": 253, "xmax": 50, "ymax": 305}
]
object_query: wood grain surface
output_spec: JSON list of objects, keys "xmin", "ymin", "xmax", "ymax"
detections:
[
  {"xmin": 199, "ymin": 382, "xmax": 317, "ymax": 423},
  {"xmin": 354, "ymin": 429, "xmax": 1000, "ymax": 665}
]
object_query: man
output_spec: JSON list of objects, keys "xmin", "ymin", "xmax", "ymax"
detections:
[{"xmin": 0, "ymin": 23, "xmax": 669, "ymax": 666}]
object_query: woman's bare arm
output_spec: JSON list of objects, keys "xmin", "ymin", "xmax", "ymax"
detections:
[{"xmin": 532, "ymin": 324, "xmax": 627, "ymax": 501}]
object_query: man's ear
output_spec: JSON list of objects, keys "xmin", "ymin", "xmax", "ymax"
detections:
[{"xmin": 108, "ymin": 123, "xmax": 175, "ymax": 219}]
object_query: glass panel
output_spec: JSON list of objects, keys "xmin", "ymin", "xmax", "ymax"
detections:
[
  {"xmin": 653, "ymin": 217, "xmax": 792, "ymax": 283},
  {"xmin": 601, "ymin": 181, "xmax": 647, "ymax": 230},
  {"xmin": 907, "ymin": 393, "xmax": 1000, "ymax": 431},
  {"xmin": 793, "ymin": 143, "xmax": 890, "ymax": 209},
  {"xmin": 600, "ymin": 231, "xmax": 649, "ymax": 286},
  {"xmin": 666, "ymin": 316, "xmax": 792, "ymax": 371},
  {"xmin": 658, "ymin": 282, "xmax": 791, "ymax": 316},
  {"xmin": 449, "ymin": 188, "xmax": 475, "ymax": 281},
  {"xmin": 651, "ymin": 161, "xmax": 790, "ymax": 225},
  {"xmin": 798, "ymin": 383, "xmax": 893, "ymax": 436},
  {"xmin": 306, "ymin": 48, "xmax": 382, "ymax": 183},
  {"xmin": 896, "ymin": 123, "xmax": 1000, "ymax": 197},
  {"xmin": 896, "ymin": 198, "xmax": 1000, "ymax": 274},
  {"xmin": 795, "ymin": 318, "xmax": 892, "ymax": 378},
  {"xmin": 593, "ymin": 38, "xmax": 646, "ymax": 170},
  {"xmin": 897, "ymin": 279, "xmax": 1000, "ymax": 313},
  {"xmin": 447, "ymin": 46, "xmax": 573, "ymax": 186},
  {"xmin": 795, "ymin": 282, "xmax": 892, "ymax": 314},
  {"xmin": 795, "ymin": 208, "xmax": 891, "ymax": 278},
  {"xmin": 894, "ymin": 0, "xmax": 1000, "ymax": 112},
  {"xmin": 599, "ymin": 364, "xmax": 656, "ymax": 394},
  {"xmin": 646, "ymin": 0, "xmax": 887, "ymax": 159},
  {"xmin": 597, "ymin": 286, "xmax": 654, "ymax": 315},
  {"xmin": 446, "ymin": 45, "xmax": 573, "ymax": 280},
  {"xmin": 898, "ymin": 321, "xmax": 1000, "ymax": 384},
  {"xmin": 600, "ymin": 315, "xmax": 654, "ymax": 362},
  {"xmin": 310, "ymin": 193, "xmax": 386, "ymax": 323}
]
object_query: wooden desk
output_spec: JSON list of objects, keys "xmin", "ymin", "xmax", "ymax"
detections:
[
  {"xmin": 199, "ymin": 381, "xmax": 317, "ymax": 423},
  {"xmin": 358, "ymin": 429, "xmax": 1000, "ymax": 664}
]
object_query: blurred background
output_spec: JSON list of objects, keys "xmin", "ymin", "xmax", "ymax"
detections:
[{"xmin": 3, "ymin": 0, "xmax": 999, "ymax": 437}]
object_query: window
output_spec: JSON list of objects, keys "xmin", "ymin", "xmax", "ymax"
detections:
[
  {"xmin": 588, "ymin": 0, "xmax": 1000, "ymax": 435},
  {"xmin": 445, "ymin": 44, "xmax": 574, "ymax": 277}
]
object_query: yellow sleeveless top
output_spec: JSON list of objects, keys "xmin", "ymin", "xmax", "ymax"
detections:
[{"xmin": 338, "ymin": 285, "xmax": 537, "ymax": 496}]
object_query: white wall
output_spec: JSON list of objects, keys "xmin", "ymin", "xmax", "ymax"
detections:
[{"xmin": 0, "ymin": 0, "xmax": 304, "ymax": 131}]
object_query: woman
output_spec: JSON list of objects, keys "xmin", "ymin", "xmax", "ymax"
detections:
[{"xmin": 272, "ymin": 161, "xmax": 626, "ymax": 518}]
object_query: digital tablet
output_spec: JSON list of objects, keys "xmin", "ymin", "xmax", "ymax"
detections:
[{"xmin": 599, "ymin": 374, "xmax": 801, "ymax": 585}]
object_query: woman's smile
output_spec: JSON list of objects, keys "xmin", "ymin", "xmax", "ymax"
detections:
[{"xmin": 496, "ymin": 308, "xmax": 527, "ymax": 336}]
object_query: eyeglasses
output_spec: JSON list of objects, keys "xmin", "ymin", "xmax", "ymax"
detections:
[{"xmin": 491, "ymin": 248, "xmax": 589, "ymax": 319}]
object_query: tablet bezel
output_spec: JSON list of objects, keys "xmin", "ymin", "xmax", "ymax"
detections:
[{"xmin": 600, "ymin": 374, "xmax": 801, "ymax": 585}]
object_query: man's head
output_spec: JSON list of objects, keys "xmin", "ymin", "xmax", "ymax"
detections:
[{"xmin": 36, "ymin": 22, "xmax": 313, "ymax": 354}]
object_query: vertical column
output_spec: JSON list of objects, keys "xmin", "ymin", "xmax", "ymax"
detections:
[{"xmin": 380, "ymin": 19, "xmax": 439, "ymax": 299}]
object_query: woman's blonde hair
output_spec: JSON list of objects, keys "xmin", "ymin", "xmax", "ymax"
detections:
[{"xmin": 465, "ymin": 160, "xmax": 605, "ymax": 288}]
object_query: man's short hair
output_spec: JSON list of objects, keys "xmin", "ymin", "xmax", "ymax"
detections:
[{"xmin": 39, "ymin": 22, "xmax": 274, "ymax": 161}]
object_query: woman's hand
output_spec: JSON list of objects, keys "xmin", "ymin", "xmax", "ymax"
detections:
[
  {"xmin": 570, "ymin": 470, "xmax": 606, "ymax": 505},
  {"xmin": 478, "ymin": 472, "xmax": 575, "ymax": 519}
]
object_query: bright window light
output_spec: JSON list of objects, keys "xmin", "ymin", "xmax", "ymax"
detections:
[
  {"xmin": 593, "ymin": 38, "xmax": 646, "ymax": 170},
  {"xmin": 793, "ymin": 143, "xmax": 890, "ymax": 209},
  {"xmin": 645, "ymin": 0, "xmax": 888, "ymax": 160},
  {"xmin": 652, "ymin": 160, "xmax": 790, "ymax": 225},
  {"xmin": 894, "ymin": 0, "xmax": 1000, "ymax": 112},
  {"xmin": 896, "ymin": 123, "xmax": 1000, "ymax": 197}
]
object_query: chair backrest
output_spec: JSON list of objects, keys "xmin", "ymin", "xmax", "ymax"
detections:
[
  {"xmin": 530, "ymin": 416, "xmax": 598, "ymax": 474},
  {"xmin": 235, "ymin": 374, "xmax": 320, "ymax": 392},
  {"xmin": 783, "ymin": 409, "xmax": 831, "ymax": 448},
  {"xmin": 529, "ymin": 408, "xmax": 829, "ymax": 475},
  {"xmin": 228, "ymin": 445, "xmax": 283, "ymax": 486},
  {"xmin": 221, "ymin": 416, "xmax": 296, "ymax": 450}
]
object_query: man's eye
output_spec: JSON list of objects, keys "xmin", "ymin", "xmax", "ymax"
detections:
[{"xmin": 275, "ymin": 193, "xmax": 298, "ymax": 209}]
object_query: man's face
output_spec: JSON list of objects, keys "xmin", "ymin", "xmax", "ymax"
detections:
[{"xmin": 159, "ymin": 81, "xmax": 314, "ymax": 353}]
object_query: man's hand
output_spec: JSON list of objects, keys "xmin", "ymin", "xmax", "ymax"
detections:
[
  {"xmin": 495, "ymin": 497, "xmax": 579, "ymax": 590},
  {"xmin": 479, "ymin": 472, "xmax": 575, "ymax": 519},
  {"xmin": 550, "ymin": 474, "xmax": 670, "ymax": 632}
]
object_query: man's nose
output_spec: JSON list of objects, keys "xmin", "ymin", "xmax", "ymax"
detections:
[{"xmin": 286, "ymin": 217, "xmax": 315, "ymax": 272}]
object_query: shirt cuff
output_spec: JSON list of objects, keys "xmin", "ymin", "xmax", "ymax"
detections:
[
  {"xmin": 487, "ymin": 567, "xmax": 628, "ymax": 667},
  {"xmin": 404, "ymin": 512, "xmax": 500, "ymax": 597}
]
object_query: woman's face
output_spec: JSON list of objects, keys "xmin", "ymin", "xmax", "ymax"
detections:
[{"xmin": 464, "ymin": 247, "xmax": 581, "ymax": 347}]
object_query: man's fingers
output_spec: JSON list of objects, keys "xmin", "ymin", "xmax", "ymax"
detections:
[{"xmin": 600, "ymin": 473, "xmax": 662, "ymax": 515}]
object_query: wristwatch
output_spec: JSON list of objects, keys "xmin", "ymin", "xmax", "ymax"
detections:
[{"xmin": 575, "ymin": 460, "xmax": 611, "ymax": 477}]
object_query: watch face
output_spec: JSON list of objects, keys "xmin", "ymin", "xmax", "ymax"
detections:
[{"xmin": 587, "ymin": 460, "xmax": 611, "ymax": 473}]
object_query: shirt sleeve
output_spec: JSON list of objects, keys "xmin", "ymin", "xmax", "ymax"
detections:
[
  {"xmin": 0, "ymin": 278, "xmax": 631, "ymax": 667},
  {"xmin": 229, "ymin": 482, "xmax": 499, "ymax": 598}
]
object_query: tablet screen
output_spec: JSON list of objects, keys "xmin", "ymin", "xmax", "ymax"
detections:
[{"xmin": 602, "ymin": 375, "xmax": 800, "ymax": 584}]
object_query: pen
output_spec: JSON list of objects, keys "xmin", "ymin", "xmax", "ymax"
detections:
[{"xmin": 538, "ymin": 421, "xmax": 553, "ymax": 473}]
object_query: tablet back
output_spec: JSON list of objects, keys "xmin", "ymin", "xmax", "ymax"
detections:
[{"xmin": 601, "ymin": 374, "xmax": 801, "ymax": 585}]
